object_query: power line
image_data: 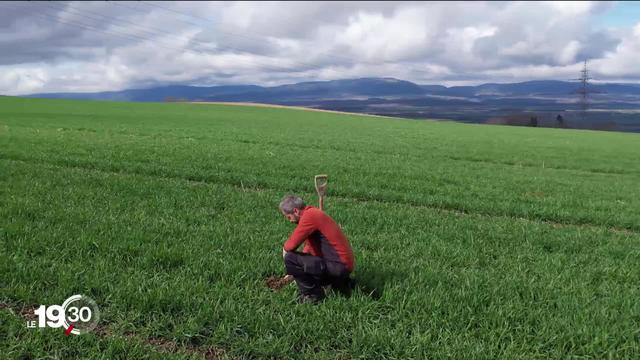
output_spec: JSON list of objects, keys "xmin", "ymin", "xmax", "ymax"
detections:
[
  {"xmin": 138, "ymin": 1, "xmax": 271, "ymax": 45},
  {"xmin": 38, "ymin": 2, "xmax": 182, "ymax": 43},
  {"xmin": 2, "ymin": 2, "xmax": 309, "ymax": 75},
  {"xmin": 109, "ymin": 0, "xmax": 280, "ymax": 63},
  {"xmin": 5, "ymin": 1, "xmax": 440, "ymax": 84},
  {"xmin": 41, "ymin": 1, "xmax": 286, "ymax": 65},
  {"xmin": 135, "ymin": 1, "xmax": 334, "ymax": 71},
  {"xmin": 134, "ymin": 1, "xmax": 439, "ymax": 76},
  {"xmin": 43, "ymin": 1, "xmax": 343, "ymax": 74},
  {"xmin": 1, "ymin": 2, "xmax": 171, "ymax": 50}
]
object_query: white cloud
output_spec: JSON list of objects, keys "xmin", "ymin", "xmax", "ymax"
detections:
[
  {"xmin": 557, "ymin": 40, "xmax": 582, "ymax": 65},
  {"xmin": 0, "ymin": 67, "xmax": 48, "ymax": 94},
  {"xmin": 446, "ymin": 26, "xmax": 498, "ymax": 54},
  {"xmin": 484, "ymin": 63, "xmax": 584, "ymax": 81},
  {"xmin": 591, "ymin": 23, "xmax": 640, "ymax": 78},
  {"xmin": 0, "ymin": 1, "xmax": 636, "ymax": 94},
  {"xmin": 337, "ymin": 7, "xmax": 432, "ymax": 62},
  {"xmin": 545, "ymin": 1, "xmax": 597, "ymax": 15}
]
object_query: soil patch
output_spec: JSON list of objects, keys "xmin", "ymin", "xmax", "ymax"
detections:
[{"xmin": 265, "ymin": 275, "xmax": 294, "ymax": 290}]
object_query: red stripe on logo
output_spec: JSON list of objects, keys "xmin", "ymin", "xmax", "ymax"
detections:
[{"xmin": 65, "ymin": 324, "xmax": 74, "ymax": 336}]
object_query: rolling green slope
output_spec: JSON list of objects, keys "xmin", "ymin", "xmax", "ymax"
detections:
[{"xmin": 1, "ymin": 97, "xmax": 639, "ymax": 359}]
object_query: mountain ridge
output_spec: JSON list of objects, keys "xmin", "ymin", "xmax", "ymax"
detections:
[{"xmin": 23, "ymin": 77, "xmax": 640, "ymax": 102}]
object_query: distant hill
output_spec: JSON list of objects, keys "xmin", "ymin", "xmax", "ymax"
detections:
[
  {"xmin": 24, "ymin": 78, "xmax": 428, "ymax": 102},
  {"xmin": 21, "ymin": 77, "xmax": 640, "ymax": 133},
  {"xmin": 419, "ymin": 80, "xmax": 640, "ymax": 98},
  {"xmin": 25, "ymin": 85, "xmax": 264, "ymax": 102},
  {"xmin": 24, "ymin": 78, "xmax": 640, "ymax": 102}
]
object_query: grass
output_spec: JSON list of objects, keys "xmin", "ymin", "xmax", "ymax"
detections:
[{"xmin": 1, "ymin": 96, "xmax": 639, "ymax": 359}]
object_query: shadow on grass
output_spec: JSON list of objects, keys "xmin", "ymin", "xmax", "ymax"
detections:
[
  {"xmin": 352, "ymin": 266, "xmax": 401, "ymax": 301},
  {"xmin": 262, "ymin": 266, "xmax": 399, "ymax": 301}
]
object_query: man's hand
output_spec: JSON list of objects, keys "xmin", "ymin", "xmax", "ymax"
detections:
[{"xmin": 282, "ymin": 249, "xmax": 294, "ymax": 283}]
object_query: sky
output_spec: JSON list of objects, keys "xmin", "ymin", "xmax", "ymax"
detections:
[{"xmin": 1, "ymin": 1, "xmax": 640, "ymax": 95}]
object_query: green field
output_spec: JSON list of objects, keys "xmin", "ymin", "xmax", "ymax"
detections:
[{"xmin": 1, "ymin": 96, "xmax": 639, "ymax": 359}]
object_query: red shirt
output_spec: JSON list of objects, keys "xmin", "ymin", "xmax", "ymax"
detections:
[{"xmin": 283, "ymin": 206, "xmax": 354, "ymax": 272}]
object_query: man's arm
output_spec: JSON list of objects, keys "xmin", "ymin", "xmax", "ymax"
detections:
[
  {"xmin": 302, "ymin": 242, "xmax": 313, "ymax": 254},
  {"xmin": 283, "ymin": 213, "xmax": 316, "ymax": 252}
]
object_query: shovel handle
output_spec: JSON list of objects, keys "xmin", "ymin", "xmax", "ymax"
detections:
[{"xmin": 314, "ymin": 174, "xmax": 328, "ymax": 210}]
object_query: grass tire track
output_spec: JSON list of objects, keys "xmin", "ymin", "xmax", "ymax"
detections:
[
  {"xmin": 5, "ymin": 123, "xmax": 639, "ymax": 177},
  {"xmin": 4, "ymin": 156, "xmax": 637, "ymax": 236}
]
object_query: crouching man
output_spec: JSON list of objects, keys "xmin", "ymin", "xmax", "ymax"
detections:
[{"xmin": 279, "ymin": 194, "xmax": 355, "ymax": 304}]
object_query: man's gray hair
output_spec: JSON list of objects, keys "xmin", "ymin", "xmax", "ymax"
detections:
[{"xmin": 279, "ymin": 195, "xmax": 305, "ymax": 214}]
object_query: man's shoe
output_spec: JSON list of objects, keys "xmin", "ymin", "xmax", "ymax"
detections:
[{"xmin": 298, "ymin": 294, "xmax": 324, "ymax": 305}]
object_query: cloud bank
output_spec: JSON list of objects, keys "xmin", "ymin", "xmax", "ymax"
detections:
[{"xmin": 0, "ymin": 1, "xmax": 637, "ymax": 95}]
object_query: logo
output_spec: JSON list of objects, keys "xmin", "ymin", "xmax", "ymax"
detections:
[{"xmin": 27, "ymin": 294, "xmax": 100, "ymax": 336}]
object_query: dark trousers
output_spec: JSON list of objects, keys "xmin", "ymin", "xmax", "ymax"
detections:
[{"xmin": 284, "ymin": 251, "xmax": 350, "ymax": 298}]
